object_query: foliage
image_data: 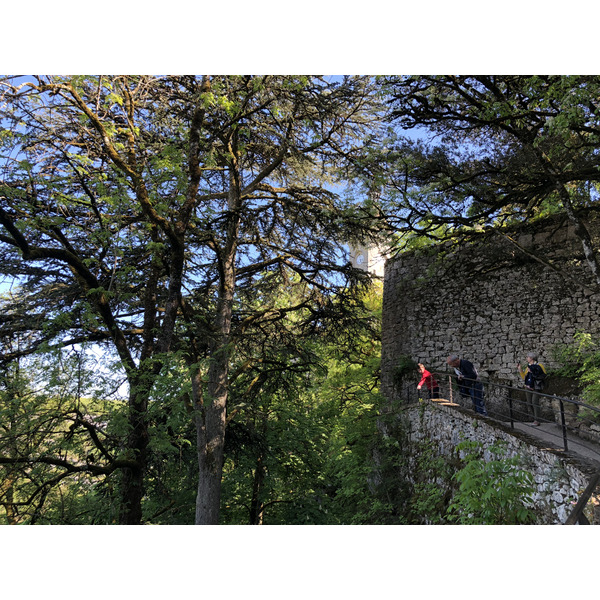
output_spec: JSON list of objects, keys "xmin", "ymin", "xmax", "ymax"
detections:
[
  {"xmin": 392, "ymin": 354, "xmax": 419, "ymax": 386},
  {"xmin": 320, "ymin": 411, "xmax": 411, "ymax": 525},
  {"xmin": 550, "ymin": 331, "xmax": 596, "ymax": 379},
  {"xmin": 376, "ymin": 76, "xmax": 600, "ymax": 288},
  {"xmin": 218, "ymin": 284, "xmax": 391, "ymax": 524},
  {"xmin": 447, "ymin": 440, "xmax": 537, "ymax": 525},
  {"xmin": 406, "ymin": 439, "xmax": 454, "ymax": 524},
  {"xmin": 219, "ymin": 385, "xmax": 332, "ymax": 525},
  {"xmin": 0, "ymin": 75, "xmax": 386, "ymax": 523},
  {"xmin": 310, "ymin": 287, "xmax": 413, "ymax": 524},
  {"xmin": 0, "ymin": 348, "xmax": 123, "ymax": 524},
  {"xmin": 551, "ymin": 331, "xmax": 600, "ymax": 421}
]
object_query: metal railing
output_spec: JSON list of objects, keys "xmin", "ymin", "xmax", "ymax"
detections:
[
  {"xmin": 408, "ymin": 371, "xmax": 600, "ymax": 462},
  {"xmin": 564, "ymin": 473, "xmax": 600, "ymax": 525}
]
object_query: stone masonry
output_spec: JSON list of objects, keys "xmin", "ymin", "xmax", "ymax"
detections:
[
  {"xmin": 380, "ymin": 212, "xmax": 600, "ymax": 522},
  {"xmin": 381, "ymin": 212, "xmax": 600, "ymax": 404},
  {"xmin": 401, "ymin": 401, "xmax": 599, "ymax": 524}
]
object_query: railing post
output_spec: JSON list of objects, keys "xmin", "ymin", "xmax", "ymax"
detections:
[
  {"xmin": 508, "ymin": 387, "xmax": 514, "ymax": 429},
  {"xmin": 565, "ymin": 472, "xmax": 600, "ymax": 525},
  {"xmin": 559, "ymin": 397, "xmax": 569, "ymax": 452},
  {"xmin": 448, "ymin": 376, "xmax": 453, "ymax": 404}
]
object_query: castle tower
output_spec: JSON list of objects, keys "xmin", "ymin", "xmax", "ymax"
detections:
[{"xmin": 349, "ymin": 243, "xmax": 386, "ymax": 278}]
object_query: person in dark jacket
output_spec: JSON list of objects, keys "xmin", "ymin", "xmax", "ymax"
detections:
[
  {"xmin": 446, "ymin": 355, "xmax": 487, "ymax": 415},
  {"xmin": 517, "ymin": 352, "xmax": 547, "ymax": 426}
]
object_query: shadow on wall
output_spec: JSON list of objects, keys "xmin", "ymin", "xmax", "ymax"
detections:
[{"xmin": 381, "ymin": 214, "xmax": 600, "ymax": 408}]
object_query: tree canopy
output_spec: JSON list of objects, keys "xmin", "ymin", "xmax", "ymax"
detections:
[
  {"xmin": 0, "ymin": 75, "xmax": 386, "ymax": 523},
  {"xmin": 377, "ymin": 75, "xmax": 600, "ymax": 283}
]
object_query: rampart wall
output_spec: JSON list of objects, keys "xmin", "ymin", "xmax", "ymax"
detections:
[
  {"xmin": 381, "ymin": 213, "xmax": 600, "ymax": 405},
  {"xmin": 400, "ymin": 402, "xmax": 600, "ymax": 524}
]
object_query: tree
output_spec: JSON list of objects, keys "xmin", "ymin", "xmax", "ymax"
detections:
[
  {"xmin": 0, "ymin": 75, "xmax": 200, "ymax": 523},
  {"xmin": 218, "ymin": 282, "xmax": 384, "ymax": 525},
  {"xmin": 0, "ymin": 75, "xmax": 385, "ymax": 524},
  {"xmin": 0, "ymin": 343, "xmax": 125, "ymax": 524},
  {"xmin": 147, "ymin": 75, "xmax": 386, "ymax": 523},
  {"xmin": 378, "ymin": 76, "xmax": 600, "ymax": 284}
]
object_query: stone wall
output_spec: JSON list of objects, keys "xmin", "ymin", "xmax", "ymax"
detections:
[
  {"xmin": 381, "ymin": 213, "xmax": 600, "ymax": 405},
  {"xmin": 400, "ymin": 401, "xmax": 600, "ymax": 524}
]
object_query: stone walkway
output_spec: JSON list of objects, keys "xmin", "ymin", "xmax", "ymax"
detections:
[
  {"xmin": 429, "ymin": 394, "xmax": 600, "ymax": 469},
  {"xmin": 511, "ymin": 420, "xmax": 600, "ymax": 468}
]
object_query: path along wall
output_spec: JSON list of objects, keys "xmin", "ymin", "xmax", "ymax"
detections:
[
  {"xmin": 400, "ymin": 401, "xmax": 600, "ymax": 524},
  {"xmin": 381, "ymin": 212, "xmax": 600, "ymax": 406}
]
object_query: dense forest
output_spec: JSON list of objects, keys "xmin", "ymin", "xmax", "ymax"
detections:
[{"xmin": 3, "ymin": 75, "xmax": 600, "ymax": 525}]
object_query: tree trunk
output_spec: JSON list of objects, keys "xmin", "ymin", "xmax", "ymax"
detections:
[
  {"xmin": 194, "ymin": 163, "xmax": 240, "ymax": 524},
  {"xmin": 194, "ymin": 263, "xmax": 235, "ymax": 524},
  {"xmin": 194, "ymin": 352, "xmax": 228, "ymax": 524},
  {"xmin": 194, "ymin": 402, "xmax": 226, "ymax": 525},
  {"xmin": 118, "ymin": 466, "xmax": 145, "ymax": 525},
  {"xmin": 118, "ymin": 387, "xmax": 149, "ymax": 525},
  {"xmin": 249, "ymin": 455, "xmax": 266, "ymax": 525}
]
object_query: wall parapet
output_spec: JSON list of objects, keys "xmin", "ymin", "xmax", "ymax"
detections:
[{"xmin": 402, "ymin": 401, "xmax": 600, "ymax": 524}]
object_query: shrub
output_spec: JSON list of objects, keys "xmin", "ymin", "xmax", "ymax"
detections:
[{"xmin": 447, "ymin": 440, "xmax": 537, "ymax": 525}]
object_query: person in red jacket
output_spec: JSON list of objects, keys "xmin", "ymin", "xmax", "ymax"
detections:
[{"xmin": 417, "ymin": 363, "xmax": 440, "ymax": 399}]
